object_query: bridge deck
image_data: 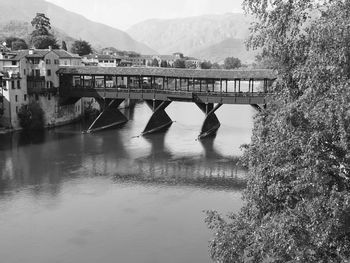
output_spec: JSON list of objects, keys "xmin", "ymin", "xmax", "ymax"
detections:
[{"xmin": 58, "ymin": 66, "xmax": 276, "ymax": 105}]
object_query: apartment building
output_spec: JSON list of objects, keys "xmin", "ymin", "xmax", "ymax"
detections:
[{"xmin": 0, "ymin": 48, "xmax": 83, "ymax": 130}]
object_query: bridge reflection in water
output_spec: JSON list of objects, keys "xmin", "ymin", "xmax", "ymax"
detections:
[{"xmin": 58, "ymin": 67, "xmax": 276, "ymax": 138}]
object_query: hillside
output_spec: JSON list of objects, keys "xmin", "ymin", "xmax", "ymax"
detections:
[
  {"xmin": 0, "ymin": 0, "xmax": 155, "ymax": 54},
  {"xmin": 0, "ymin": 20, "xmax": 76, "ymax": 48},
  {"xmin": 127, "ymin": 13, "xmax": 253, "ymax": 58},
  {"xmin": 191, "ymin": 38, "xmax": 259, "ymax": 64}
]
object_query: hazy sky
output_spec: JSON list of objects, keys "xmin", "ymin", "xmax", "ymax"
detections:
[{"xmin": 46, "ymin": 0, "xmax": 244, "ymax": 30}]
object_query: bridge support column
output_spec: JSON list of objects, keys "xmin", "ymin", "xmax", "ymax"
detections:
[
  {"xmin": 196, "ymin": 102, "xmax": 223, "ymax": 139},
  {"xmin": 142, "ymin": 100, "xmax": 172, "ymax": 135},
  {"xmin": 87, "ymin": 98, "xmax": 128, "ymax": 133}
]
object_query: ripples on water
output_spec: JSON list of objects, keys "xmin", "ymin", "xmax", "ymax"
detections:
[{"xmin": 0, "ymin": 102, "xmax": 254, "ymax": 263}]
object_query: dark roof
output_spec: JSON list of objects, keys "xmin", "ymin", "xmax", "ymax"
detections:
[
  {"xmin": 26, "ymin": 50, "xmax": 50, "ymax": 58},
  {"xmin": 13, "ymin": 49, "xmax": 80, "ymax": 60},
  {"xmin": 57, "ymin": 66, "xmax": 277, "ymax": 80}
]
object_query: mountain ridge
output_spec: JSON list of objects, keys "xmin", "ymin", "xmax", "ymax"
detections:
[
  {"xmin": 127, "ymin": 12, "xmax": 254, "ymax": 61},
  {"xmin": 0, "ymin": 0, "xmax": 155, "ymax": 54}
]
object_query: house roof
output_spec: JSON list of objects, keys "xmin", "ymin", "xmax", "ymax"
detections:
[
  {"xmin": 13, "ymin": 49, "xmax": 81, "ymax": 60},
  {"xmin": 57, "ymin": 66, "xmax": 277, "ymax": 80}
]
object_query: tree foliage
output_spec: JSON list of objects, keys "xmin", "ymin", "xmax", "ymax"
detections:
[
  {"xmin": 211, "ymin": 62, "xmax": 222, "ymax": 69},
  {"xmin": 32, "ymin": 35, "xmax": 59, "ymax": 49},
  {"xmin": 31, "ymin": 13, "xmax": 52, "ymax": 37},
  {"xmin": 160, "ymin": 60, "xmax": 168, "ymax": 67},
  {"xmin": 71, "ymin": 40, "xmax": 92, "ymax": 56},
  {"xmin": 61, "ymin": 41, "xmax": 67, "ymax": 51},
  {"xmin": 17, "ymin": 102, "xmax": 45, "ymax": 130},
  {"xmin": 151, "ymin": 58, "xmax": 159, "ymax": 67},
  {"xmin": 200, "ymin": 60, "xmax": 212, "ymax": 69},
  {"xmin": 223, "ymin": 57, "xmax": 242, "ymax": 69},
  {"xmin": 173, "ymin": 59, "xmax": 186, "ymax": 68},
  {"xmin": 207, "ymin": 1, "xmax": 350, "ymax": 262},
  {"xmin": 30, "ymin": 13, "xmax": 59, "ymax": 49},
  {"xmin": 5, "ymin": 37, "xmax": 27, "ymax": 50}
]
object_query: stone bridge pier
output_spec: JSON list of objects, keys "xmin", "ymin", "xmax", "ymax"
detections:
[
  {"xmin": 87, "ymin": 98, "xmax": 128, "ymax": 133},
  {"xmin": 196, "ymin": 102, "xmax": 223, "ymax": 139},
  {"xmin": 142, "ymin": 100, "xmax": 173, "ymax": 135}
]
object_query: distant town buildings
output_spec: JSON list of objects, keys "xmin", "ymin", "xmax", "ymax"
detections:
[{"xmin": 84, "ymin": 49, "xmax": 201, "ymax": 69}]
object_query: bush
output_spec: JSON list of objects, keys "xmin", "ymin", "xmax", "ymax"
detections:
[{"xmin": 17, "ymin": 102, "xmax": 44, "ymax": 130}]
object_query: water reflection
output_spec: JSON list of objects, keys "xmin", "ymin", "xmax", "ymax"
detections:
[
  {"xmin": 0, "ymin": 101, "xmax": 253, "ymax": 263},
  {"xmin": 0, "ymin": 102, "xmax": 252, "ymax": 195}
]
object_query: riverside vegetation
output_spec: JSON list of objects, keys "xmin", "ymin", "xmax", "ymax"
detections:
[{"xmin": 206, "ymin": 0, "xmax": 350, "ymax": 262}]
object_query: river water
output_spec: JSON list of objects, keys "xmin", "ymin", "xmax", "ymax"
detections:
[{"xmin": 0, "ymin": 102, "xmax": 254, "ymax": 263}]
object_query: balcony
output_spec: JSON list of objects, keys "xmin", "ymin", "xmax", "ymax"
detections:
[
  {"xmin": 27, "ymin": 76, "xmax": 45, "ymax": 82},
  {"xmin": 27, "ymin": 76, "xmax": 57, "ymax": 95},
  {"xmin": 27, "ymin": 87, "xmax": 57, "ymax": 95}
]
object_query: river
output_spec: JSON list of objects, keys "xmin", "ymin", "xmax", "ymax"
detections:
[{"xmin": 0, "ymin": 102, "xmax": 254, "ymax": 263}]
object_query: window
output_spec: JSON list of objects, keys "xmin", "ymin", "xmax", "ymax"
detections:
[
  {"xmin": 35, "ymin": 70, "xmax": 40, "ymax": 77},
  {"xmin": 46, "ymin": 59, "xmax": 51, "ymax": 64},
  {"xmin": 23, "ymin": 69, "xmax": 26, "ymax": 75},
  {"xmin": 47, "ymin": 69, "xmax": 51, "ymax": 76},
  {"xmin": 15, "ymin": 95, "xmax": 18, "ymax": 102},
  {"xmin": 16, "ymin": 106, "xmax": 18, "ymax": 113},
  {"xmin": 35, "ymin": 94, "xmax": 39, "ymax": 101},
  {"xmin": 47, "ymin": 81, "xmax": 53, "ymax": 89},
  {"xmin": 48, "ymin": 93, "xmax": 51, "ymax": 100},
  {"xmin": 54, "ymin": 59, "xmax": 59, "ymax": 65},
  {"xmin": 24, "ymin": 94, "xmax": 27, "ymax": 101},
  {"xmin": 12, "ymin": 61, "xmax": 17, "ymax": 66},
  {"xmin": 17, "ymin": 80, "xmax": 20, "ymax": 89},
  {"xmin": 11, "ymin": 81, "xmax": 15, "ymax": 89},
  {"xmin": 33, "ymin": 58, "xmax": 40, "ymax": 64}
]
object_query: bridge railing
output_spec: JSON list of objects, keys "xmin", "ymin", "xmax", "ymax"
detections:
[{"xmin": 67, "ymin": 84, "xmax": 270, "ymax": 95}]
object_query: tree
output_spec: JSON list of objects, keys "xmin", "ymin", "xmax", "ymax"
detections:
[
  {"xmin": 31, "ymin": 13, "xmax": 51, "ymax": 37},
  {"xmin": 17, "ymin": 102, "xmax": 45, "ymax": 130},
  {"xmin": 160, "ymin": 60, "xmax": 168, "ymax": 68},
  {"xmin": 185, "ymin": 61, "xmax": 197, "ymax": 69},
  {"xmin": 200, "ymin": 60, "xmax": 212, "ymax": 69},
  {"xmin": 223, "ymin": 57, "xmax": 241, "ymax": 69},
  {"xmin": 71, "ymin": 40, "xmax": 92, "ymax": 56},
  {"xmin": 61, "ymin": 41, "xmax": 67, "ymax": 51},
  {"xmin": 11, "ymin": 39, "xmax": 28, "ymax": 50},
  {"xmin": 173, "ymin": 59, "xmax": 185, "ymax": 68},
  {"xmin": 32, "ymin": 35, "xmax": 59, "ymax": 49},
  {"xmin": 30, "ymin": 13, "xmax": 59, "ymax": 49},
  {"xmin": 211, "ymin": 62, "xmax": 221, "ymax": 69},
  {"xmin": 207, "ymin": 1, "xmax": 350, "ymax": 262},
  {"xmin": 5, "ymin": 37, "xmax": 27, "ymax": 50},
  {"xmin": 151, "ymin": 58, "xmax": 159, "ymax": 67}
]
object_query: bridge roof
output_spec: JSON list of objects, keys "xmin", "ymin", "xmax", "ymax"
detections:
[{"xmin": 57, "ymin": 66, "xmax": 277, "ymax": 80}]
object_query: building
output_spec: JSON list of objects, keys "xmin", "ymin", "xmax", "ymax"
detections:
[
  {"xmin": 82, "ymin": 54, "xmax": 122, "ymax": 67},
  {"xmin": 0, "ymin": 48, "xmax": 83, "ymax": 130}
]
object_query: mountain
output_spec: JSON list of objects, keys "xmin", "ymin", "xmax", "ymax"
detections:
[
  {"xmin": 127, "ymin": 13, "xmax": 254, "ymax": 61},
  {"xmin": 191, "ymin": 38, "xmax": 259, "ymax": 64},
  {"xmin": 0, "ymin": 0, "xmax": 155, "ymax": 54}
]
